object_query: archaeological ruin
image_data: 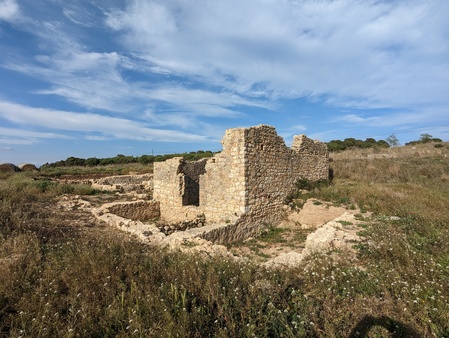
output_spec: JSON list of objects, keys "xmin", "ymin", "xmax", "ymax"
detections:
[{"xmin": 153, "ymin": 124, "xmax": 329, "ymax": 243}]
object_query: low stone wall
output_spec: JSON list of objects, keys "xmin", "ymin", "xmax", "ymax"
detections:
[
  {"xmin": 91, "ymin": 174, "xmax": 153, "ymax": 193},
  {"xmin": 103, "ymin": 200, "xmax": 160, "ymax": 221},
  {"xmin": 156, "ymin": 214, "xmax": 206, "ymax": 235},
  {"xmin": 200, "ymin": 209, "xmax": 286, "ymax": 244}
]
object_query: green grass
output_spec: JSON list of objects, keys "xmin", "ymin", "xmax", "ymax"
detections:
[
  {"xmin": 259, "ymin": 225, "xmax": 287, "ymax": 243},
  {"xmin": 1, "ymin": 150, "xmax": 449, "ymax": 336}
]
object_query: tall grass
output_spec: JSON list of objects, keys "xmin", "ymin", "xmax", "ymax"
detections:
[
  {"xmin": 0, "ymin": 175, "xmax": 310, "ymax": 337},
  {"xmin": 1, "ymin": 151, "xmax": 449, "ymax": 336}
]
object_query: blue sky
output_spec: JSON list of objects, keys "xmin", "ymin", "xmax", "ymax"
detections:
[{"xmin": 1, "ymin": 0, "xmax": 448, "ymax": 165}]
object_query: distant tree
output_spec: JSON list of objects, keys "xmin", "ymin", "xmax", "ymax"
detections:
[
  {"xmin": 354, "ymin": 139, "xmax": 364, "ymax": 148},
  {"xmin": 100, "ymin": 158, "xmax": 115, "ymax": 165},
  {"xmin": 326, "ymin": 140, "xmax": 346, "ymax": 152},
  {"xmin": 420, "ymin": 133, "xmax": 433, "ymax": 143},
  {"xmin": 65, "ymin": 156, "xmax": 85, "ymax": 166},
  {"xmin": 113, "ymin": 155, "xmax": 136, "ymax": 164},
  {"xmin": 377, "ymin": 140, "xmax": 390, "ymax": 148},
  {"xmin": 406, "ymin": 134, "xmax": 443, "ymax": 146},
  {"xmin": 85, "ymin": 157, "xmax": 100, "ymax": 166},
  {"xmin": 386, "ymin": 133, "xmax": 400, "ymax": 147},
  {"xmin": 343, "ymin": 138, "xmax": 357, "ymax": 148},
  {"xmin": 138, "ymin": 155, "xmax": 154, "ymax": 164}
]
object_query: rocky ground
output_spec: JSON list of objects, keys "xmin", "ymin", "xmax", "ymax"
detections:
[{"xmin": 228, "ymin": 199, "xmax": 370, "ymax": 268}]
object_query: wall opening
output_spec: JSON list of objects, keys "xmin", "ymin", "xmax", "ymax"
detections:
[
  {"xmin": 182, "ymin": 175, "xmax": 200, "ymax": 206},
  {"xmin": 179, "ymin": 159, "xmax": 207, "ymax": 206}
]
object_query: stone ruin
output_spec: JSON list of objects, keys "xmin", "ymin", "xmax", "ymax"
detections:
[
  {"xmin": 58, "ymin": 125, "xmax": 373, "ymax": 266},
  {"xmin": 152, "ymin": 124, "xmax": 329, "ymax": 243}
]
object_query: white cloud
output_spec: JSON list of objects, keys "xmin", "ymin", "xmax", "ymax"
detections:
[
  {"xmin": 279, "ymin": 124, "xmax": 308, "ymax": 141},
  {"xmin": 0, "ymin": 100, "xmax": 210, "ymax": 143},
  {"xmin": 336, "ymin": 106, "xmax": 448, "ymax": 129},
  {"xmin": 5, "ymin": 49, "xmax": 138, "ymax": 113},
  {"xmin": 2, "ymin": 0, "xmax": 448, "ymax": 147},
  {"xmin": 0, "ymin": 137, "xmax": 36, "ymax": 145},
  {"xmin": 4, "ymin": 28, "xmax": 265, "ymax": 125},
  {"xmin": 0, "ymin": 126, "xmax": 70, "ymax": 146},
  {"xmin": 0, "ymin": 0, "xmax": 19, "ymax": 21},
  {"xmin": 0, "ymin": 127, "xmax": 70, "ymax": 140},
  {"xmin": 62, "ymin": 4, "xmax": 98, "ymax": 27},
  {"xmin": 0, "ymin": 146, "xmax": 14, "ymax": 151},
  {"xmin": 85, "ymin": 135, "xmax": 110, "ymax": 141},
  {"xmin": 105, "ymin": 0, "xmax": 449, "ymax": 109}
]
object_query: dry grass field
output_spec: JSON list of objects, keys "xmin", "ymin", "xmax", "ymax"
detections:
[{"xmin": 1, "ymin": 142, "xmax": 448, "ymax": 337}]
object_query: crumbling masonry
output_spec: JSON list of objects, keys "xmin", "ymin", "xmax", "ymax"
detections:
[{"xmin": 153, "ymin": 125, "xmax": 329, "ymax": 243}]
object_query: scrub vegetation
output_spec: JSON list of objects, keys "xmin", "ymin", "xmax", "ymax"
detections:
[{"xmin": 1, "ymin": 142, "xmax": 448, "ymax": 337}]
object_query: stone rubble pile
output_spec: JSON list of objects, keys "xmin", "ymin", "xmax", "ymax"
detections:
[{"xmin": 156, "ymin": 214, "xmax": 206, "ymax": 235}]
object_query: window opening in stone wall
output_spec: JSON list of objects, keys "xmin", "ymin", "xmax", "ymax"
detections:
[
  {"xmin": 180, "ymin": 159, "xmax": 207, "ymax": 206},
  {"xmin": 182, "ymin": 175, "xmax": 200, "ymax": 206}
]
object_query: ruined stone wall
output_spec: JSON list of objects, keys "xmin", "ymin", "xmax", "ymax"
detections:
[
  {"xmin": 243, "ymin": 125, "xmax": 328, "ymax": 228},
  {"xmin": 291, "ymin": 134, "xmax": 329, "ymax": 179},
  {"xmin": 199, "ymin": 128, "xmax": 246, "ymax": 223},
  {"xmin": 153, "ymin": 158, "xmax": 203, "ymax": 222},
  {"xmin": 153, "ymin": 124, "xmax": 328, "ymax": 237},
  {"xmin": 91, "ymin": 174, "xmax": 153, "ymax": 193},
  {"xmin": 154, "ymin": 130, "xmax": 247, "ymax": 223},
  {"xmin": 201, "ymin": 125, "xmax": 329, "ymax": 243},
  {"xmin": 104, "ymin": 200, "xmax": 160, "ymax": 221}
]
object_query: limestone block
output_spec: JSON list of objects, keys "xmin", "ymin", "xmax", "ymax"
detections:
[
  {"xmin": 263, "ymin": 252, "xmax": 304, "ymax": 268},
  {"xmin": 289, "ymin": 200, "xmax": 347, "ymax": 229}
]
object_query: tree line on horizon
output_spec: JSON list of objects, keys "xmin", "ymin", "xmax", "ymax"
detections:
[
  {"xmin": 40, "ymin": 150, "xmax": 215, "ymax": 169},
  {"xmin": 40, "ymin": 133, "xmax": 443, "ymax": 168},
  {"xmin": 326, "ymin": 137, "xmax": 390, "ymax": 152},
  {"xmin": 327, "ymin": 133, "xmax": 443, "ymax": 152}
]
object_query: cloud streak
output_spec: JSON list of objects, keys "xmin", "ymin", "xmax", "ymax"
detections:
[
  {"xmin": 105, "ymin": 0, "xmax": 449, "ymax": 108},
  {"xmin": 0, "ymin": 101, "xmax": 211, "ymax": 143},
  {"xmin": 4, "ymin": 0, "xmax": 448, "ymax": 120},
  {"xmin": 0, "ymin": 0, "xmax": 19, "ymax": 21}
]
